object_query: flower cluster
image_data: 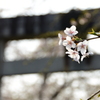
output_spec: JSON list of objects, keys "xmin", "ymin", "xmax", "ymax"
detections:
[{"xmin": 58, "ymin": 25, "xmax": 93, "ymax": 63}]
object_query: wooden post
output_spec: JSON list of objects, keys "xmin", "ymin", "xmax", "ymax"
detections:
[{"xmin": 0, "ymin": 40, "xmax": 5, "ymax": 100}]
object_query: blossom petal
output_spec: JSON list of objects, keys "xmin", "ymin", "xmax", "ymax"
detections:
[
  {"xmin": 81, "ymin": 48, "xmax": 87, "ymax": 55},
  {"xmin": 74, "ymin": 55, "xmax": 80, "ymax": 63},
  {"xmin": 66, "ymin": 36, "xmax": 71, "ymax": 40},
  {"xmin": 70, "ymin": 25, "xmax": 76, "ymax": 31},
  {"xmin": 77, "ymin": 40, "xmax": 88, "ymax": 54},
  {"xmin": 64, "ymin": 25, "xmax": 78, "ymax": 37},
  {"xmin": 81, "ymin": 51, "xmax": 93, "ymax": 61},
  {"xmin": 66, "ymin": 49, "xmax": 80, "ymax": 63},
  {"xmin": 63, "ymin": 40, "xmax": 68, "ymax": 46},
  {"xmin": 63, "ymin": 36, "xmax": 76, "ymax": 49},
  {"xmin": 58, "ymin": 33, "xmax": 62, "ymax": 45}
]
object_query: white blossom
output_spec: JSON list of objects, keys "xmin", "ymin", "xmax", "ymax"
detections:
[
  {"xmin": 81, "ymin": 52, "xmax": 93, "ymax": 61},
  {"xmin": 66, "ymin": 49, "xmax": 80, "ymax": 63},
  {"xmin": 58, "ymin": 25, "xmax": 94, "ymax": 63},
  {"xmin": 77, "ymin": 40, "xmax": 88, "ymax": 55},
  {"xmin": 58, "ymin": 33, "xmax": 63, "ymax": 45},
  {"xmin": 63, "ymin": 36, "xmax": 76, "ymax": 49},
  {"xmin": 64, "ymin": 25, "xmax": 78, "ymax": 37}
]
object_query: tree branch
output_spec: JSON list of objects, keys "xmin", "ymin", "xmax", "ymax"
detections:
[
  {"xmin": 74, "ymin": 36, "xmax": 100, "ymax": 43},
  {"xmin": 87, "ymin": 90, "xmax": 100, "ymax": 100}
]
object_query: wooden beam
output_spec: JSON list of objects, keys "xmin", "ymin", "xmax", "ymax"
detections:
[
  {"xmin": 2, "ymin": 57, "xmax": 65, "ymax": 75},
  {"xmin": 0, "ymin": 40, "xmax": 5, "ymax": 99},
  {"xmin": 1, "ymin": 55, "xmax": 100, "ymax": 76}
]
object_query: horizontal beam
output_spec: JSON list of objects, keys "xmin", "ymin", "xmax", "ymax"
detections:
[
  {"xmin": 2, "ymin": 57, "xmax": 65, "ymax": 75},
  {"xmin": 1, "ymin": 55, "xmax": 100, "ymax": 75}
]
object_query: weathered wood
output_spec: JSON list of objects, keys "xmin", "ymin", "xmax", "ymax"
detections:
[
  {"xmin": 2, "ymin": 57, "xmax": 65, "ymax": 75},
  {"xmin": 0, "ymin": 10, "xmax": 82, "ymax": 40},
  {"xmin": 0, "ymin": 40, "xmax": 5, "ymax": 100},
  {"xmin": 0, "ymin": 55, "xmax": 100, "ymax": 75}
]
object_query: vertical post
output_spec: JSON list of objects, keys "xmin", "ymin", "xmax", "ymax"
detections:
[
  {"xmin": 0, "ymin": 76, "xmax": 2, "ymax": 100},
  {"xmin": 0, "ymin": 40, "xmax": 5, "ymax": 100}
]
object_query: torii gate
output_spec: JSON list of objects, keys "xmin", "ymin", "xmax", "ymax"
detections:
[{"xmin": 0, "ymin": 11, "xmax": 100, "ymax": 99}]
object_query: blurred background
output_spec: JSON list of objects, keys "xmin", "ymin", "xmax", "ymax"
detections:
[{"xmin": 0, "ymin": 0, "xmax": 100, "ymax": 100}]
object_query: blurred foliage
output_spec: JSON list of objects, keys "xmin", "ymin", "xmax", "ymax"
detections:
[{"xmin": 2, "ymin": 71, "xmax": 100, "ymax": 100}]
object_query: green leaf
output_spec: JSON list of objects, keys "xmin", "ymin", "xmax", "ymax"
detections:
[
  {"xmin": 74, "ymin": 36, "xmax": 82, "ymax": 41},
  {"xmin": 98, "ymin": 94, "xmax": 100, "ymax": 97},
  {"xmin": 88, "ymin": 29, "xmax": 96, "ymax": 35}
]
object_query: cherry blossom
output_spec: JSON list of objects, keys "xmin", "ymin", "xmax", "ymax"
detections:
[
  {"xmin": 58, "ymin": 25, "xmax": 95, "ymax": 63},
  {"xmin": 66, "ymin": 49, "xmax": 80, "ymax": 63},
  {"xmin": 77, "ymin": 40, "xmax": 88, "ymax": 55},
  {"xmin": 58, "ymin": 33, "xmax": 63, "ymax": 45},
  {"xmin": 81, "ymin": 52, "xmax": 93, "ymax": 61},
  {"xmin": 63, "ymin": 36, "xmax": 76, "ymax": 49},
  {"xmin": 64, "ymin": 25, "xmax": 78, "ymax": 37}
]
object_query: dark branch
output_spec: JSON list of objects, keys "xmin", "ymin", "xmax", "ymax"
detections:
[
  {"xmin": 87, "ymin": 90, "xmax": 100, "ymax": 100},
  {"xmin": 75, "ymin": 36, "xmax": 100, "ymax": 43}
]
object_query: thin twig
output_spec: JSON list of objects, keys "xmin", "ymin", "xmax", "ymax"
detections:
[
  {"xmin": 87, "ymin": 90, "xmax": 100, "ymax": 100},
  {"xmin": 74, "ymin": 36, "xmax": 100, "ymax": 43}
]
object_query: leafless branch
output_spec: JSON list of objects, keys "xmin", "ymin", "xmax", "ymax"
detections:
[{"xmin": 87, "ymin": 90, "xmax": 100, "ymax": 100}]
